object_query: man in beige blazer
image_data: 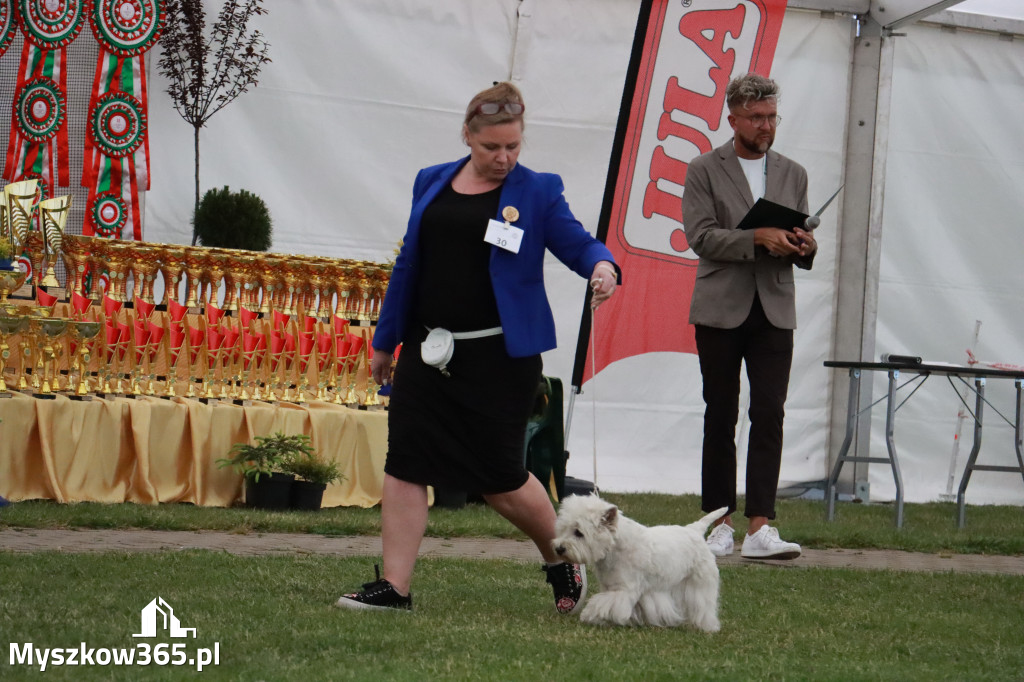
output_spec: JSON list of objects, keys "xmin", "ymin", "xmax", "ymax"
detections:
[{"xmin": 682, "ymin": 73, "xmax": 816, "ymax": 561}]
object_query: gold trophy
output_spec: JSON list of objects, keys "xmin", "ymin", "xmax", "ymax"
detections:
[
  {"xmin": 38, "ymin": 195, "xmax": 71, "ymax": 288},
  {"xmin": 68, "ymin": 320, "xmax": 101, "ymax": 398},
  {"xmin": 60, "ymin": 233, "xmax": 93, "ymax": 299},
  {"xmin": 182, "ymin": 248, "xmax": 207, "ymax": 309},
  {"xmin": 104, "ymin": 241, "xmax": 132, "ymax": 303},
  {"xmin": 87, "ymin": 239, "xmax": 110, "ymax": 301},
  {"xmin": 157, "ymin": 246, "xmax": 186, "ymax": 307},
  {"xmin": 130, "ymin": 245, "xmax": 160, "ymax": 305},
  {"xmin": 0, "ymin": 315, "xmax": 28, "ymax": 395},
  {"xmin": 23, "ymin": 232, "xmax": 45, "ymax": 288},
  {"xmin": 34, "ymin": 317, "xmax": 68, "ymax": 396},
  {"xmin": 0, "ymin": 266, "xmax": 29, "ymax": 314},
  {"xmin": 4, "ymin": 179, "xmax": 38, "ymax": 249}
]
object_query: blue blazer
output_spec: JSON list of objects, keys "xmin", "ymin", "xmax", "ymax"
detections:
[{"xmin": 373, "ymin": 157, "xmax": 618, "ymax": 358}]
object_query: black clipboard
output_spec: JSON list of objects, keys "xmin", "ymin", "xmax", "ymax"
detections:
[{"xmin": 735, "ymin": 198, "xmax": 809, "ymax": 231}]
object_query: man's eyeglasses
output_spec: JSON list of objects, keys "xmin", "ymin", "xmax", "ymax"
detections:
[
  {"xmin": 736, "ymin": 113, "xmax": 782, "ymax": 128},
  {"xmin": 470, "ymin": 101, "xmax": 525, "ymax": 119}
]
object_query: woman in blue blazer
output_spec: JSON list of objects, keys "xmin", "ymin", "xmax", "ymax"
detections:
[{"xmin": 336, "ymin": 82, "xmax": 619, "ymax": 614}]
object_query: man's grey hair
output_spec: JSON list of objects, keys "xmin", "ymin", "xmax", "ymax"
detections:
[{"xmin": 726, "ymin": 73, "xmax": 780, "ymax": 110}]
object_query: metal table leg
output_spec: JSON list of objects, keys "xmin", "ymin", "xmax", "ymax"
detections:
[
  {"xmin": 826, "ymin": 368, "xmax": 860, "ymax": 521},
  {"xmin": 956, "ymin": 378, "xmax": 986, "ymax": 529},
  {"xmin": 884, "ymin": 370, "xmax": 905, "ymax": 528}
]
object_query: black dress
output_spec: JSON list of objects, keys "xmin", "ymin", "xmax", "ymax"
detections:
[{"xmin": 383, "ymin": 183, "xmax": 543, "ymax": 494}]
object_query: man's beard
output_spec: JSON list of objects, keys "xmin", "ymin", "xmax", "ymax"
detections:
[{"xmin": 738, "ymin": 132, "xmax": 773, "ymax": 156}]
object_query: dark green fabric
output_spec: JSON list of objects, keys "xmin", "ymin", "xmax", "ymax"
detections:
[{"xmin": 524, "ymin": 376, "xmax": 567, "ymax": 501}]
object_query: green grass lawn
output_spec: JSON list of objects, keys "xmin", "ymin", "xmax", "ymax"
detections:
[
  {"xmin": 2, "ymin": 493, "xmax": 1023, "ymax": 681},
  {"xmin": 2, "ymin": 552, "xmax": 1023, "ymax": 682}
]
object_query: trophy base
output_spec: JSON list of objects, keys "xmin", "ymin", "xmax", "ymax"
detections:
[
  {"xmin": 40, "ymin": 285, "xmax": 66, "ymax": 300},
  {"xmin": 31, "ymin": 393, "xmax": 57, "ymax": 400},
  {"xmin": 69, "ymin": 394, "xmax": 94, "ymax": 402},
  {"xmin": 232, "ymin": 399, "xmax": 253, "ymax": 406},
  {"xmin": 198, "ymin": 397, "xmax": 220, "ymax": 405},
  {"xmin": 0, "ymin": 391, "xmax": 12, "ymax": 399}
]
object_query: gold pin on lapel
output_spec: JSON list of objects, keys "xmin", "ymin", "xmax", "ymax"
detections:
[{"xmin": 502, "ymin": 206, "xmax": 519, "ymax": 223}]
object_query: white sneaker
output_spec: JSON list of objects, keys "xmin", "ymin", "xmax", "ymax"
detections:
[
  {"xmin": 706, "ymin": 523, "xmax": 735, "ymax": 557},
  {"xmin": 740, "ymin": 525, "xmax": 801, "ymax": 560}
]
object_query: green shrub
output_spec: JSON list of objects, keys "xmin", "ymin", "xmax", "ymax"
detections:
[
  {"xmin": 216, "ymin": 432, "xmax": 314, "ymax": 482},
  {"xmin": 193, "ymin": 185, "xmax": 272, "ymax": 251},
  {"xmin": 281, "ymin": 455, "xmax": 344, "ymax": 486}
]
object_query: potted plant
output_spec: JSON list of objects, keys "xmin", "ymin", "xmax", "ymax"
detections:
[
  {"xmin": 217, "ymin": 431, "xmax": 314, "ymax": 510},
  {"xmin": 0, "ymin": 237, "xmax": 14, "ymax": 270},
  {"xmin": 281, "ymin": 454, "xmax": 344, "ymax": 511}
]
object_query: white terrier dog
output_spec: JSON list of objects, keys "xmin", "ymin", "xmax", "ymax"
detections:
[{"xmin": 552, "ymin": 495, "xmax": 728, "ymax": 631}]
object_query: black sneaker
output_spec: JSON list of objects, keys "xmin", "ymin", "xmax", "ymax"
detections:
[
  {"xmin": 543, "ymin": 562, "xmax": 587, "ymax": 615},
  {"xmin": 334, "ymin": 566, "xmax": 412, "ymax": 611}
]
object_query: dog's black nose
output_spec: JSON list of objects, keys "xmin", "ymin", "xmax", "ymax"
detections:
[{"xmin": 554, "ymin": 545, "xmax": 565, "ymax": 555}]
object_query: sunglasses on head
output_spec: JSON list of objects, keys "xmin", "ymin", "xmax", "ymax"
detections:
[{"xmin": 470, "ymin": 101, "xmax": 525, "ymax": 119}]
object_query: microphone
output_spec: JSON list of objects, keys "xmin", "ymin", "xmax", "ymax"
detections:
[{"xmin": 803, "ymin": 215, "xmax": 820, "ymax": 230}]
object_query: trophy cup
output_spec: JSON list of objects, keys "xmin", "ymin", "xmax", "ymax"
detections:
[
  {"xmin": 60, "ymin": 233, "xmax": 93, "ymax": 299},
  {"xmin": 202, "ymin": 255, "xmax": 226, "ymax": 311},
  {"xmin": 0, "ymin": 315, "xmax": 28, "ymax": 395},
  {"xmin": 4, "ymin": 179, "xmax": 39, "ymax": 250},
  {"xmin": 23, "ymin": 231, "xmax": 45, "ymax": 288},
  {"xmin": 34, "ymin": 317, "xmax": 68, "ymax": 397},
  {"xmin": 0, "ymin": 266, "xmax": 30, "ymax": 314},
  {"xmin": 38, "ymin": 195, "xmax": 71, "ymax": 289},
  {"xmin": 143, "ymin": 320, "xmax": 164, "ymax": 396},
  {"xmin": 104, "ymin": 241, "xmax": 132, "ymax": 303},
  {"xmin": 164, "ymin": 321, "xmax": 186, "ymax": 398},
  {"xmin": 182, "ymin": 248, "xmax": 207, "ymax": 309},
  {"xmin": 237, "ymin": 256, "xmax": 261, "ymax": 312},
  {"xmin": 329, "ymin": 262, "xmax": 354, "ymax": 320},
  {"xmin": 294, "ymin": 332, "xmax": 314, "ymax": 403},
  {"xmin": 87, "ymin": 238, "xmax": 110, "ymax": 301},
  {"xmin": 68, "ymin": 320, "xmax": 101, "ymax": 398},
  {"xmin": 157, "ymin": 246, "xmax": 186, "ymax": 307},
  {"xmin": 216, "ymin": 252, "xmax": 242, "ymax": 312},
  {"xmin": 130, "ymin": 245, "xmax": 160, "ymax": 305}
]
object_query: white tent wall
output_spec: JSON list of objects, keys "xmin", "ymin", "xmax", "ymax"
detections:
[
  {"xmin": 140, "ymin": 1, "xmax": 1023, "ymax": 505},
  {"xmin": 867, "ymin": 19, "xmax": 1024, "ymax": 505}
]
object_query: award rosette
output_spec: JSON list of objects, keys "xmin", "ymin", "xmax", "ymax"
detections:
[
  {"xmin": 89, "ymin": 0, "xmax": 164, "ymax": 56},
  {"xmin": 0, "ymin": 2, "xmax": 16, "ymax": 58},
  {"xmin": 88, "ymin": 190, "xmax": 128, "ymax": 238},
  {"xmin": 3, "ymin": 0, "xmax": 84, "ymax": 187},
  {"xmin": 15, "ymin": 77, "xmax": 66, "ymax": 144},
  {"xmin": 82, "ymin": 0, "xmax": 164, "ymax": 239},
  {"xmin": 18, "ymin": 0, "xmax": 87, "ymax": 49}
]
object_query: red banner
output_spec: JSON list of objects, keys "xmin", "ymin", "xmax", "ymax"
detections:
[{"xmin": 573, "ymin": 0, "xmax": 787, "ymax": 387}]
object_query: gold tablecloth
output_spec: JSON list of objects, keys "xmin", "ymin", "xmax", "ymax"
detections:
[{"xmin": 0, "ymin": 392, "xmax": 388, "ymax": 508}]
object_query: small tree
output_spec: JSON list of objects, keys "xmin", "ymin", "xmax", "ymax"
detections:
[
  {"xmin": 193, "ymin": 185, "xmax": 272, "ymax": 250},
  {"xmin": 157, "ymin": 0, "xmax": 272, "ymax": 244}
]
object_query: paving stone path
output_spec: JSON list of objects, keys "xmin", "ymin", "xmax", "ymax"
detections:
[{"xmin": 3, "ymin": 528, "xmax": 1024, "ymax": 575}]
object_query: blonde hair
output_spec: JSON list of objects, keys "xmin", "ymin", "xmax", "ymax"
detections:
[
  {"xmin": 463, "ymin": 81, "xmax": 526, "ymax": 134},
  {"xmin": 726, "ymin": 73, "xmax": 780, "ymax": 111}
]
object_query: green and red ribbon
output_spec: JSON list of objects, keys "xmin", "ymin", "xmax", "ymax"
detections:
[
  {"xmin": 82, "ymin": 0, "xmax": 163, "ymax": 239},
  {"xmin": 3, "ymin": 0, "xmax": 85, "ymax": 187}
]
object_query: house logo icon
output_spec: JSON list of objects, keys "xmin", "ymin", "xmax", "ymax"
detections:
[{"xmin": 133, "ymin": 597, "xmax": 197, "ymax": 638}]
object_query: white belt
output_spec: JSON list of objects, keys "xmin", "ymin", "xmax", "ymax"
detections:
[{"xmin": 447, "ymin": 326, "xmax": 503, "ymax": 340}]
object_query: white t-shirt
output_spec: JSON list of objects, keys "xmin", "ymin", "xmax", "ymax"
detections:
[{"xmin": 737, "ymin": 155, "xmax": 766, "ymax": 201}]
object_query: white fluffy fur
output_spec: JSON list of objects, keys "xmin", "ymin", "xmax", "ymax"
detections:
[{"xmin": 552, "ymin": 495, "xmax": 728, "ymax": 631}]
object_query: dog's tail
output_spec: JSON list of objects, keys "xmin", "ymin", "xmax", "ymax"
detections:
[{"xmin": 688, "ymin": 506, "xmax": 730, "ymax": 535}]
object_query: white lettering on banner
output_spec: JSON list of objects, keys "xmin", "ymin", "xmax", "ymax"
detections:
[
  {"xmin": 616, "ymin": 0, "xmax": 771, "ymax": 262},
  {"xmin": 9, "ymin": 642, "xmax": 221, "ymax": 673},
  {"xmin": 8, "ymin": 597, "xmax": 221, "ymax": 673}
]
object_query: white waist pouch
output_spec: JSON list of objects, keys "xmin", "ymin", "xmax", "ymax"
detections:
[{"xmin": 421, "ymin": 326, "xmax": 503, "ymax": 377}]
